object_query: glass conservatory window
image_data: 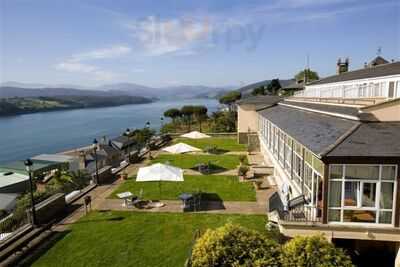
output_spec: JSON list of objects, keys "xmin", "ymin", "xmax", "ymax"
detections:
[{"xmin": 328, "ymin": 164, "xmax": 397, "ymax": 224}]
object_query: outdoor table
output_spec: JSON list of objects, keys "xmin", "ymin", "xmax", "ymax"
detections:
[
  {"xmin": 179, "ymin": 193, "xmax": 193, "ymax": 210},
  {"xmin": 117, "ymin": 192, "xmax": 134, "ymax": 207}
]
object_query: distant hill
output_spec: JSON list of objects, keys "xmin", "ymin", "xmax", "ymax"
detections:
[
  {"xmin": 0, "ymin": 86, "xmax": 124, "ymax": 98},
  {"xmin": 236, "ymin": 79, "xmax": 294, "ymax": 95},
  {"xmin": 0, "ymin": 82, "xmax": 229, "ymax": 99},
  {"xmin": 0, "ymin": 95, "xmax": 153, "ymax": 116}
]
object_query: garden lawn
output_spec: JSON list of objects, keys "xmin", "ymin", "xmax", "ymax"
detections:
[
  {"xmin": 110, "ymin": 175, "xmax": 256, "ymax": 201},
  {"xmin": 151, "ymin": 154, "xmax": 245, "ymax": 170},
  {"xmin": 173, "ymin": 137, "xmax": 246, "ymax": 152},
  {"xmin": 32, "ymin": 211, "xmax": 266, "ymax": 267}
]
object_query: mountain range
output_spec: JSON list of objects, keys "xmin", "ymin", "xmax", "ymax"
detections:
[
  {"xmin": 0, "ymin": 82, "xmax": 233, "ymax": 99},
  {"xmin": 0, "ymin": 78, "xmax": 294, "ymax": 100}
]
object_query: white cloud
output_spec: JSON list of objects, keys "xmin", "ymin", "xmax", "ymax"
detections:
[
  {"xmin": 70, "ymin": 45, "xmax": 131, "ymax": 62},
  {"xmin": 126, "ymin": 16, "xmax": 211, "ymax": 56},
  {"xmin": 55, "ymin": 62, "xmax": 97, "ymax": 73},
  {"xmin": 55, "ymin": 45, "xmax": 131, "ymax": 81}
]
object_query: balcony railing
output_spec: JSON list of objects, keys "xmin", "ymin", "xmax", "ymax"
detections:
[{"xmin": 282, "ymin": 205, "xmax": 322, "ymax": 223}]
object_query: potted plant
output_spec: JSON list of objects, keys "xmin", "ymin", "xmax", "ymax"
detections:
[
  {"xmin": 238, "ymin": 165, "xmax": 249, "ymax": 179},
  {"xmin": 254, "ymin": 179, "xmax": 263, "ymax": 190},
  {"xmin": 121, "ymin": 172, "xmax": 128, "ymax": 180},
  {"xmin": 238, "ymin": 155, "xmax": 247, "ymax": 166}
]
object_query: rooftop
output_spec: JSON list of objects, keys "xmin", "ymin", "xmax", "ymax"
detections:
[
  {"xmin": 236, "ymin": 95, "xmax": 283, "ymax": 110},
  {"xmin": 259, "ymin": 105, "xmax": 358, "ymax": 156},
  {"xmin": 0, "ymin": 171, "xmax": 29, "ymax": 188},
  {"xmin": 327, "ymin": 122, "xmax": 400, "ymax": 158},
  {"xmin": 307, "ymin": 61, "xmax": 400, "ymax": 86},
  {"xmin": 32, "ymin": 154, "xmax": 76, "ymax": 163},
  {"xmin": 258, "ymin": 101, "xmax": 400, "ymax": 158},
  {"xmin": 282, "ymin": 100, "xmax": 361, "ymax": 119},
  {"xmin": 0, "ymin": 159, "xmax": 66, "ymax": 175}
]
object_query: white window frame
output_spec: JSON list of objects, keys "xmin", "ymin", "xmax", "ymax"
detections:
[{"xmin": 328, "ymin": 164, "xmax": 397, "ymax": 226}]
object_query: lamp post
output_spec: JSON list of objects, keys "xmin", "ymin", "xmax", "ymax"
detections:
[
  {"xmin": 92, "ymin": 138, "xmax": 99, "ymax": 185},
  {"xmin": 160, "ymin": 117, "xmax": 164, "ymax": 129},
  {"xmin": 125, "ymin": 128, "xmax": 131, "ymax": 162},
  {"xmin": 145, "ymin": 121, "xmax": 151, "ymax": 158},
  {"xmin": 24, "ymin": 159, "xmax": 37, "ymax": 226}
]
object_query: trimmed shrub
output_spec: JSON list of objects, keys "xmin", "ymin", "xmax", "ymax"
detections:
[
  {"xmin": 281, "ymin": 235, "xmax": 354, "ymax": 267},
  {"xmin": 191, "ymin": 223, "xmax": 281, "ymax": 267}
]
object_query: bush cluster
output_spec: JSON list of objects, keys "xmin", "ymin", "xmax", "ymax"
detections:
[{"xmin": 190, "ymin": 224, "xmax": 354, "ymax": 267}]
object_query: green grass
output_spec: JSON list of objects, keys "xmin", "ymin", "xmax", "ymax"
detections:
[
  {"xmin": 32, "ymin": 211, "xmax": 266, "ymax": 267},
  {"xmin": 173, "ymin": 137, "xmax": 247, "ymax": 152},
  {"xmin": 151, "ymin": 154, "xmax": 245, "ymax": 170},
  {"xmin": 110, "ymin": 175, "xmax": 256, "ymax": 201}
]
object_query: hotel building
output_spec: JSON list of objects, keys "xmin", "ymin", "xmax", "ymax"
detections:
[{"xmin": 237, "ymin": 57, "xmax": 400, "ymax": 266}]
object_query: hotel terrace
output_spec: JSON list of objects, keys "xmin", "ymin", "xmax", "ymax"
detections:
[{"xmin": 237, "ymin": 57, "xmax": 400, "ymax": 263}]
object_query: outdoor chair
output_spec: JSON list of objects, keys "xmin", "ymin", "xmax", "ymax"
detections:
[{"xmin": 192, "ymin": 191, "xmax": 202, "ymax": 211}]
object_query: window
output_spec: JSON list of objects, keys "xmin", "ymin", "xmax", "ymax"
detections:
[
  {"xmin": 344, "ymin": 181, "xmax": 359, "ymax": 207},
  {"xmin": 328, "ymin": 164, "xmax": 397, "ymax": 225},
  {"xmin": 345, "ymin": 165, "xmax": 379, "ymax": 180},
  {"xmin": 361, "ymin": 182, "xmax": 376, "ymax": 208}
]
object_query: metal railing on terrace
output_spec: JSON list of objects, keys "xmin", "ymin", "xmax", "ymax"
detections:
[
  {"xmin": 0, "ymin": 212, "xmax": 30, "ymax": 243},
  {"xmin": 282, "ymin": 205, "xmax": 322, "ymax": 223}
]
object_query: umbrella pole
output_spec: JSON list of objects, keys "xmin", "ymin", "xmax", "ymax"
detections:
[{"xmin": 159, "ymin": 180, "xmax": 161, "ymax": 201}]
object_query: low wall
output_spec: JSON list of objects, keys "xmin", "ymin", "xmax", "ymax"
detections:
[
  {"xmin": 93, "ymin": 166, "xmax": 114, "ymax": 184},
  {"xmin": 28, "ymin": 193, "xmax": 66, "ymax": 225}
]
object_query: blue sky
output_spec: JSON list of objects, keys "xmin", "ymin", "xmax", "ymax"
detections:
[{"xmin": 1, "ymin": 0, "xmax": 399, "ymax": 87}]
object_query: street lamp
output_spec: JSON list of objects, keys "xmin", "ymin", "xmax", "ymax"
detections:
[
  {"xmin": 92, "ymin": 138, "xmax": 99, "ymax": 185},
  {"xmin": 125, "ymin": 128, "xmax": 131, "ymax": 162},
  {"xmin": 24, "ymin": 159, "xmax": 37, "ymax": 226},
  {"xmin": 145, "ymin": 121, "xmax": 151, "ymax": 158},
  {"xmin": 160, "ymin": 117, "xmax": 164, "ymax": 128}
]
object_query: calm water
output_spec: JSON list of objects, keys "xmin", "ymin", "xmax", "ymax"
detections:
[{"xmin": 0, "ymin": 99, "xmax": 219, "ymax": 163}]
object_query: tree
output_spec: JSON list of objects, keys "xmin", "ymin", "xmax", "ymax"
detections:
[
  {"xmin": 163, "ymin": 108, "xmax": 181, "ymax": 123},
  {"xmin": 266, "ymin": 79, "xmax": 281, "ymax": 95},
  {"xmin": 132, "ymin": 128, "xmax": 155, "ymax": 148},
  {"xmin": 181, "ymin": 105, "xmax": 195, "ymax": 131},
  {"xmin": 219, "ymin": 91, "xmax": 241, "ymax": 112},
  {"xmin": 281, "ymin": 235, "xmax": 354, "ymax": 267},
  {"xmin": 251, "ymin": 86, "xmax": 266, "ymax": 96},
  {"xmin": 191, "ymin": 224, "xmax": 281, "ymax": 267},
  {"xmin": 192, "ymin": 105, "xmax": 208, "ymax": 132},
  {"xmin": 210, "ymin": 111, "xmax": 237, "ymax": 132},
  {"xmin": 295, "ymin": 69, "xmax": 320, "ymax": 83}
]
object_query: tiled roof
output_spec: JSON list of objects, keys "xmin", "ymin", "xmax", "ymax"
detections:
[
  {"xmin": 258, "ymin": 105, "xmax": 358, "ymax": 156},
  {"xmin": 327, "ymin": 122, "xmax": 400, "ymax": 158},
  {"xmin": 236, "ymin": 95, "xmax": 282, "ymax": 110},
  {"xmin": 282, "ymin": 100, "xmax": 360, "ymax": 118},
  {"xmin": 307, "ymin": 61, "xmax": 400, "ymax": 86}
]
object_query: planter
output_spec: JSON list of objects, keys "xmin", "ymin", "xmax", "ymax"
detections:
[
  {"xmin": 121, "ymin": 173, "xmax": 128, "ymax": 180},
  {"xmin": 254, "ymin": 180, "xmax": 263, "ymax": 190}
]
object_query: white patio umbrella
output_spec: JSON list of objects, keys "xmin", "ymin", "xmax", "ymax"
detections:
[
  {"xmin": 162, "ymin": 143, "xmax": 201, "ymax": 154},
  {"xmin": 136, "ymin": 163, "xmax": 184, "ymax": 203},
  {"xmin": 180, "ymin": 131, "xmax": 211, "ymax": 139}
]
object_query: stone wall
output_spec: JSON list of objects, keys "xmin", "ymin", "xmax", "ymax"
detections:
[{"xmin": 28, "ymin": 193, "xmax": 66, "ymax": 225}]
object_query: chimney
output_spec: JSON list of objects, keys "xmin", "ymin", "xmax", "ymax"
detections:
[{"xmin": 336, "ymin": 57, "xmax": 349, "ymax": 74}]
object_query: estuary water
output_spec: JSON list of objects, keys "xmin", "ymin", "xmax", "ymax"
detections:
[{"xmin": 0, "ymin": 99, "xmax": 219, "ymax": 163}]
